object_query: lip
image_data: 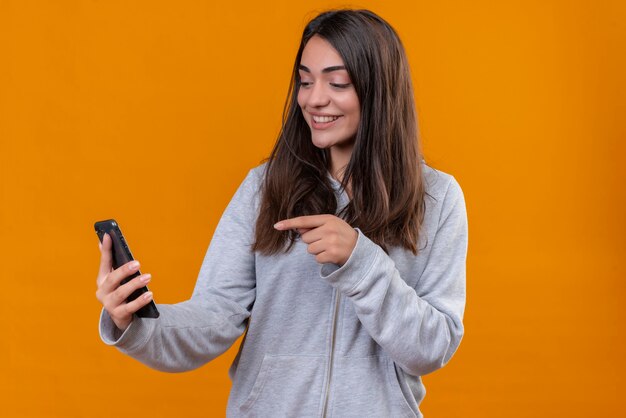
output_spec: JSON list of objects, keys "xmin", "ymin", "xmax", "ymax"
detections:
[
  {"xmin": 307, "ymin": 111, "xmax": 343, "ymax": 130},
  {"xmin": 310, "ymin": 115, "xmax": 342, "ymax": 130},
  {"xmin": 308, "ymin": 111, "xmax": 341, "ymax": 117}
]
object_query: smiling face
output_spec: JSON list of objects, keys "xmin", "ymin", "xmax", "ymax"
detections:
[{"xmin": 297, "ymin": 35, "xmax": 361, "ymax": 170}]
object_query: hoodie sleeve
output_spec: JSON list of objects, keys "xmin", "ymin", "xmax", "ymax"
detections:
[
  {"xmin": 98, "ymin": 168, "xmax": 261, "ymax": 372},
  {"xmin": 320, "ymin": 175, "xmax": 468, "ymax": 377}
]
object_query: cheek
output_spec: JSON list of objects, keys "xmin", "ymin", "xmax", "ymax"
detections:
[
  {"xmin": 297, "ymin": 96, "xmax": 308, "ymax": 124},
  {"xmin": 336, "ymin": 93, "xmax": 359, "ymax": 112},
  {"xmin": 297, "ymin": 90, "xmax": 307, "ymax": 109},
  {"xmin": 339, "ymin": 95, "xmax": 360, "ymax": 125},
  {"xmin": 344, "ymin": 101, "xmax": 360, "ymax": 134},
  {"xmin": 348, "ymin": 112, "xmax": 360, "ymax": 134}
]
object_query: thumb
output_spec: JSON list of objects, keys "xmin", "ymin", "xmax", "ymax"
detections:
[{"xmin": 98, "ymin": 233, "xmax": 113, "ymax": 278}]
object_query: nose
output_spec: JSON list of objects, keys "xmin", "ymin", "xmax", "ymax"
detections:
[{"xmin": 306, "ymin": 82, "xmax": 330, "ymax": 108}]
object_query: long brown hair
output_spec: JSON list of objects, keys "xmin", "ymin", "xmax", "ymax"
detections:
[{"xmin": 253, "ymin": 9, "xmax": 426, "ymax": 255}]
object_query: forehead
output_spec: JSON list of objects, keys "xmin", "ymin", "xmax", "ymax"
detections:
[{"xmin": 300, "ymin": 35, "xmax": 346, "ymax": 69}]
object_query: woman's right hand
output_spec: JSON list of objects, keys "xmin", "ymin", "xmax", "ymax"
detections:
[{"xmin": 95, "ymin": 233, "xmax": 154, "ymax": 331}]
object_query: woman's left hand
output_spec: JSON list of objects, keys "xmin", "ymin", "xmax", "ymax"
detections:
[{"xmin": 274, "ymin": 215, "xmax": 358, "ymax": 266}]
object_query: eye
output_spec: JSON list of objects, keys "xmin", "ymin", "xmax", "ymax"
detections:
[
  {"xmin": 330, "ymin": 83, "xmax": 351, "ymax": 89},
  {"xmin": 299, "ymin": 81, "xmax": 313, "ymax": 88}
]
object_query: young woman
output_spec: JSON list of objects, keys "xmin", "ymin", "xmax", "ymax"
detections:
[{"xmin": 96, "ymin": 9, "xmax": 467, "ymax": 418}]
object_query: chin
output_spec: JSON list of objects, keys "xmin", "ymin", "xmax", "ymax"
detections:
[
  {"xmin": 311, "ymin": 138, "xmax": 336, "ymax": 150},
  {"xmin": 311, "ymin": 131, "xmax": 347, "ymax": 146},
  {"xmin": 309, "ymin": 134, "xmax": 329, "ymax": 148}
]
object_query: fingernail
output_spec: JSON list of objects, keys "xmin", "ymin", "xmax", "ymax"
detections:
[
  {"xmin": 128, "ymin": 261, "xmax": 140, "ymax": 271},
  {"xmin": 140, "ymin": 274, "xmax": 151, "ymax": 283},
  {"xmin": 274, "ymin": 222, "xmax": 284, "ymax": 229},
  {"xmin": 143, "ymin": 292, "xmax": 153, "ymax": 300}
]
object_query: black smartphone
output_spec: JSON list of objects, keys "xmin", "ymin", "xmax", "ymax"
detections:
[{"xmin": 94, "ymin": 219, "xmax": 159, "ymax": 318}]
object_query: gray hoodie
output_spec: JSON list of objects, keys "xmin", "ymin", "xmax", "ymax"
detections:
[{"xmin": 100, "ymin": 162, "xmax": 468, "ymax": 418}]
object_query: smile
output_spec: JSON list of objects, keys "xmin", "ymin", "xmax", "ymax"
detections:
[{"xmin": 312, "ymin": 115, "xmax": 340, "ymax": 123}]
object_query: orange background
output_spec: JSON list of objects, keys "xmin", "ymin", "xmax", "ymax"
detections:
[{"xmin": 1, "ymin": 0, "xmax": 624, "ymax": 417}]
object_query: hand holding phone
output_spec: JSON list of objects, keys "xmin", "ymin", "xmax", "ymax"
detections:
[{"xmin": 95, "ymin": 219, "xmax": 159, "ymax": 331}]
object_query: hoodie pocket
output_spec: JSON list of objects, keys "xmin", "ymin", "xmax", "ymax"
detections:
[
  {"xmin": 385, "ymin": 357, "xmax": 420, "ymax": 418},
  {"xmin": 330, "ymin": 356, "xmax": 418, "ymax": 418},
  {"xmin": 239, "ymin": 354, "xmax": 326, "ymax": 417}
]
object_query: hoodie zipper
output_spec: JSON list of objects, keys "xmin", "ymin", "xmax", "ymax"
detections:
[
  {"xmin": 321, "ymin": 186, "xmax": 347, "ymax": 417},
  {"xmin": 321, "ymin": 290, "xmax": 341, "ymax": 418}
]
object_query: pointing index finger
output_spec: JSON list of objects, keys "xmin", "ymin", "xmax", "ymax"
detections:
[{"xmin": 274, "ymin": 215, "xmax": 329, "ymax": 231}]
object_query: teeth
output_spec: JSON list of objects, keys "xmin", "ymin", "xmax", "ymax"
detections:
[{"xmin": 312, "ymin": 115, "xmax": 339, "ymax": 123}]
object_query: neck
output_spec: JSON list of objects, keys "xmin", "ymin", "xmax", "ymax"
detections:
[
  {"xmin": 329, "ymin": 143, "xmax": 353, "ymax": 182},
  {"xmin": 329, "ymin": 144, "xmax": 353, "ymax": 198}
]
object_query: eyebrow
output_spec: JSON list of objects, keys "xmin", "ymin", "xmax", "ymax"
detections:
[{"xmin": 299, "ymin": 65, "xmax": 347, "ymax": 73}]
